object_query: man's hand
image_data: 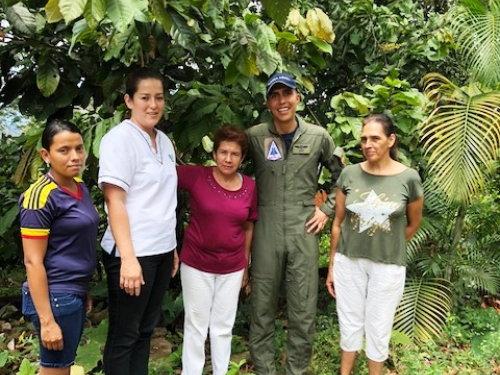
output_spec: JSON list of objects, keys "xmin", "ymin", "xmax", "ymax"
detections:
[{"xmin": 305, "ymin": 207, "xmax": 329, "ymax": 235}]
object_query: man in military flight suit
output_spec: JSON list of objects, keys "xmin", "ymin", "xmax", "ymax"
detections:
[{"xmin": 247, "ymin": 72, "xmax": 344, "ymax": 375}]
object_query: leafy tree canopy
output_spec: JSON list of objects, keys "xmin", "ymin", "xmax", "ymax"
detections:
[{"xmin": 0, "ymin": 0, "xmax": 339, "ymax": 156}]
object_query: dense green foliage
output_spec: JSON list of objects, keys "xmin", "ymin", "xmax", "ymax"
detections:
[{"xmin": 2, "ymin": 0, "xmax": 500, "ymax": 373}]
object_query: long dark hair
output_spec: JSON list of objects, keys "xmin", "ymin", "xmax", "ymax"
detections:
[
  {"xmin": 362, "ymin": 113, "xmax": 398, "ymax": 161},
  {"xmin": 41, "ymin": 119, "xmax": 81, "ymax": 150}
]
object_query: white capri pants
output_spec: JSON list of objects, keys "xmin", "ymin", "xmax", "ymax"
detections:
[
  {"xmin": 181, "ymin": 263, "xmax": 244, "ymax": 375},
  {"xmin": 333, "ymin": 253, "xmax": 405, "ymax": 362}
]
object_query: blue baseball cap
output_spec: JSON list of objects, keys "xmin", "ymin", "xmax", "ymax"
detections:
[{"xmin": 266, "ymin": 72, "xmax": 297, "ymax": 96}]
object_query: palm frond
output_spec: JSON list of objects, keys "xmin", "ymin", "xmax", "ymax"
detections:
[
  {"xmin": 393, "ymin": 278, "xmax": 452, "ymax": 342},
  {"xmin": 407, "ymin": 217, "xmax": 440, "ymax": 262},
  {"xmin": 420, "ymin": 73, "xmax": 500, "ymax": 205},
  {"xmin": 456, "ymin": 246, "xmax": 500, "ymax": 294},
  {"xmin": 450, "ymin": 0, "xmax": 500, "ymax": 87}
]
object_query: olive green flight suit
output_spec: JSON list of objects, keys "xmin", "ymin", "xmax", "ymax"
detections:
[{"xmin": 247, "ymin": 117, "xmax": 343, "ymax": 375}]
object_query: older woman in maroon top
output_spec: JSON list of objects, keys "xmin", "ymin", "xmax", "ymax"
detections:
[{"xmin": 177, "ymin": 124, "xmax": 258, "ymax": 375}]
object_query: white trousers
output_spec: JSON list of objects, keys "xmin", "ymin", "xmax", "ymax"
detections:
[
  {"xmin": 181, "ymin": 263, "xmax": 244, "ymax": 375},
  {"xmin": 333, "ymin": 253, "xmax": 405, "ymax": 362}
]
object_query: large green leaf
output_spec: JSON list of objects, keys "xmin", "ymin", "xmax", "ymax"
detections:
[
  {"xmin": 421, "ymin": 73, "xmax": 500, "ymax": 205},
  {"xmin": 393, "ymin": 278, "xmax": 451, "ymax": 342},
  {"xmin": 5, "ymin": 2, "xmax": 36, "ymax": 35},
  {"xmin": 106, "ymin": 0, "xmax": 135, "ymax": 33},
  {"xmin": 254, "ymin": 21, "xmax": 279, "ymax": 75},
  {"xmin": 260, "ymin": 0, "xmax": 292, "ymax": 27},
  {"xmin": 231, "ymin": 19, "xmax": 259, "ymax": 77},
  {"xmin": 69, "ymin": 19, "xmax": 91, "ymax": 55},
  {"xmin": 36, "ymin": 53, "xmax": 60, "ymax": 97},
  {"xmin": 216, "ymin": 104, "xmax": 235, "ymax": 124},
  {"xmin": 59, "ymin": 0, "xmax": 86, "ymax": 24},
  {"xmin": 45, "ymin": 0, "xmax": 63, "ymax": 23},
  {"xmin": 307, "ymin": 36, "xmax": 332, "ymax": 55},
  {"xmin": 0, "ymin": 204, "xmax": 19, "ymax": 236},
  {"xmin": 84, "ymin": 0, "xmax": 106, "ymax": 29},
  {"xmin": 150, "ymin": 0, "xmax": 172, "ymax": 31},
  {"xmin": 225, "ymin": 61, "xmax": 240, "ymax": 85},
  {"xmin": 166, "ymin": 9, "xmax": 197, "ymax": 55},
  {"xmin": 104, "ymin": 26, "xmax": 134, "ymax": 61},
  {"xmin": 92, "ymin": 118, "xmax": 112, "ymax": 157}
]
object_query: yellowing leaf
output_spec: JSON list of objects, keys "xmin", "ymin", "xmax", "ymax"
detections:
[
  {"xmin": 59, "ymin": 0, "xmax": 87, "ymax": 24},
  {"xmin": 306, "ymin": 8, "xmax": 335, "ymax": 44},
  {"xmin": 286, "ymin": 8, "xmax": 302, "ymax": 27},
  {"xmin": 45, "ymin": 0, "xmax": 63, "ymax": 23},
  {"xmin": 301, "ymin": 76, "xmax": 315, "ymax": 93},
  {"xmin": 298, "ymin": 17, "xmax": 309, "ymax": 38}
]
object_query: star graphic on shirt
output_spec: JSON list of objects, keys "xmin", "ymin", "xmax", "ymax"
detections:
[{"xmin": 347, "ymin": 190, "xmax": 398, "ymax": 233}]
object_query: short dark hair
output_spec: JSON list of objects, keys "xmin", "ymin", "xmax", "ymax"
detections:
[
  {"xmin": 362, "ymin": 113, "xmax": 398, "ymax": 161},
  {"xmin": 125, "ymin": 67, "xmax": 165, "ymax": 98},
  {"xmin": 41, "ymin": 119, "xmax": 81, "ymax": 150},
  {"xmin": 213, "ymin": 124, "xmax": 249, "ymax": 157}
]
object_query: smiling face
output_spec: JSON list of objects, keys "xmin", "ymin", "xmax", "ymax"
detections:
[
  {"xmin": 213, "ymin": 141, "xmax": 244, "ymax": 177},
  {"xmin": 266, "ymin": 84, "xmax": 300, "ymax": 128},
  {"xmin": 125, "ymin": 78, "xmax": 165, "ymax": 134},
  {"xmin": 360, "ymin": 120, "xmax": 396, "ymax": 163},
  {"xmin": 40, "ymin": 130, "xmax": 86, "ymax": 184}
]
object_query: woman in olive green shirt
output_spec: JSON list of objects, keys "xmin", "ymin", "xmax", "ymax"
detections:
[{"xmin": 326, "ymin": 113, "xmax": 424, "ymax": 375}]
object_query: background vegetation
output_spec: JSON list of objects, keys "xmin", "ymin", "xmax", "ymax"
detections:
[{"xmin": 1, "ymin": 0, "xmax": 500, "ymax": 374}]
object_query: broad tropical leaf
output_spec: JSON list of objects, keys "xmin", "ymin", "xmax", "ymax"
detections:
[
  {"xmin": 150, "ymin": 0, "xmax": 172, "ymax": 32},
  {"xmin": 393, "ymin": 278, "xmax": 451, "ymax": 342},
  {"xmin": 260, "ymin": 0, "xmax": 292, "ymax": 27},
  {"xmin": 106, "ymin": 0, "xmax": 135, "ymax": 33},
  {"xmin": 254, "ymin": 20, "xmax": 280, "ymax": 75},
  {"xmin": 0, "ymin": 204, "xmax": 20, "ymax": 236},
  {"xmin": 5, "ymin": 2, "xmax": 36, "ymax": 35},
  {"xmin": 230, "ymin": 20, "xmax": 259, "ymax": 77},
  {"xmin": 165, "ymin": 9, "xmax": 197, "ymax": 55},
  {"xmin": 306, "ymin": 8, "xmax": 335, "ymax": 43},
  {"xmin": 69, "ymin": 19, "xmax": 91, "ymax": 55},
  {"xmin": 83, "ymin": 0, "xmax": 106, "ymax": 29},
  {"xmin": 450, "ymin": 0, "xmax": 500, "ymax": 87},
  {"xmin": 307, "ymin": 36, "xmax": 333, "ymax": 55},
  {"xmin": 104, "ymin": 26, "xmax": 135, "ymax": 61},
  {"xmin": 45, "ymin": 0, "xmax": 63, "ymax": 23},
  {"xmin": 420, "ymin": 73, "xmax": 500, "ymax": 205},
  {"xmin": 59, "ymin": 0, "xmax": 86, "ymax": 24},
  {"xmin": 36, "ymin": 53, "xmax": 60, "ymax": 97}
]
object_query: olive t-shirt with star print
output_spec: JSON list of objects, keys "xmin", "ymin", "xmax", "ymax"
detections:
[{"xmin": 336, "ymin": 164, "xmax": 423, "ymax": 266}]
